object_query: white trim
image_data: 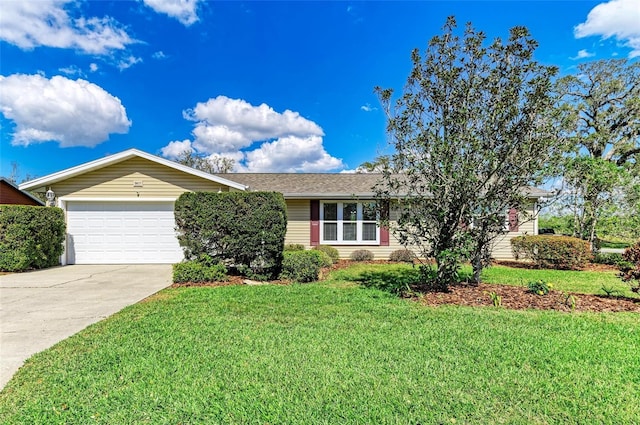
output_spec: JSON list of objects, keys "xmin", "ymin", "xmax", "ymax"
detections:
[
  {"xmin": 320, "ymin": 200, "xmax": 380, "ymax": 245},
  {"xmin": 59, "ymin": 197, "xmax": 178, "ymax": 202},
  {"xmin": 59, "ymin": 198, "xmax": 67, "ymax": 265},
  {"xmin": 19, "ymin": 148, "xmax": 247, "ymax": 191}
]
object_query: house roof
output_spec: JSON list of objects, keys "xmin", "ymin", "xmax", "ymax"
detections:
[
  {"xmin": 19, "ymin": 149, "xmax": 248, "ymax": 192},
  {"xmin": 0, "ymin": 177, "xmax": 45, "ymax": 205},
  {"xmin": 216, "ymin": 173, "xmax": 551, "ymax": 200},
  {"xmin": 214, "ymin": 173, "xmax": 386, "ymax": 199},
  {"xmin": 17, "ymin": 148, "xmax": 550, "ymax": 200}
]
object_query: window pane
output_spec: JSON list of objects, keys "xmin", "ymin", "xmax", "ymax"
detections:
[
  {"xmin": 363, "ymin": 202, "xmax": 377, "ymax": 221},
  {"xmin": 343, "ymin": 203, "xmax": 357, "ymax": 222},
  {"xmin": 343, "ymin": 223, "xmax": 357, "ymax": 241},
  {"xmin": 362, "ymin": 223, "xmax": 377, "ymax": 241},
  {"xmin": 324, "ymin": 223, "xmax": 337, "ymax": 241},
  {"xmin": 324, "ymin": 203, "xmax": 337, "ymax": 220}
]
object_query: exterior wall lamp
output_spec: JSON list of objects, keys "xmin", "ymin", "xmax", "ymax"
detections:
[{"xmin": 45, "ymin": 188, "xmax": 55, "ymax": 207}]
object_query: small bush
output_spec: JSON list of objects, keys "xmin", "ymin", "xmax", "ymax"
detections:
[
  {"xmin": 527, "ymin": 279, "xmax": 553, "ymax": 295},
  {"xmin": 389, "ymin": 249, "xmax": 416, "ymax": 263},
  {"xmin": 511, "ymin": 235, "xmax": 591, "ymax": 270},
  {"xmin": 316, "ymin": 251, "xmax": 333, "ymax": 268},
  {"xmin": 350, "ymin": 249, "xmax": 374, "ymax": 261},
  {"xmin": 314, "ymin": 245, "xmax": 339, "ymax": 264},
  {"xmin": 593, "ymin": 253, "xmax": 625, "ymax": 267},
  {"xmin": 0, "ymin": 205, "xmax": 66, "ymax": 272},
  {"xmin": 280, "ymin": 251, "xmax": 329, "ymax": 283},
  {"xmin": 173, "ymin": 260, "xmax": 228, "ymax": 283},
  {"xmin": 619, "ymin": 240, "xmax": 640, "ymax": 293},
  {"xmin": 284, "ymin": 244, "xmax": 305, "ymax": 252}
]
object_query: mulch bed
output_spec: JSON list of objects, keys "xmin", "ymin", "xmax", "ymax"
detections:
[{"xmin": 417, "ymin": 283, "xmax": 640, "ymax": 313}]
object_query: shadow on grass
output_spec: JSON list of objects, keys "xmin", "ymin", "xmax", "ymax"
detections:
[
  {"xmin": 347, "ymin": 264, "xmax": 479, "ymax": 296},
  {"xmin": 349, "ymin": 266, "xmax": 448, "ymax": 295}
]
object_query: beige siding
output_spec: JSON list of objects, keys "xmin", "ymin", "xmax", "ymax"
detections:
[
  {"xmin": 52, "ymin": 157, "xmax": 227, "ymax": 198},
  {"xmin": 283, "ymin": 200, "xmax": 414, "ymax": 260},
  {"xmin": 284, "ymin": 201, "xmax": 536, "ymax": 260},
  {"xmin": 284, "ymin": 200, "xmax": 311, "ymax": 247},
  {"xmin": 491, "ymin": 204, "xmax": 536, "ymax": 260}
]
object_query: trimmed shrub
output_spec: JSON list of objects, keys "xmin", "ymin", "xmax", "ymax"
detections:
[
  {"xmin": 350, "ymin": 249, "xmax": 374, "ymax": 261},
  {"xmin": 280, "ymin": 250, "xmax": 328, "ymax": 283},
  {"xmin": 0, "ymin": 205, "xmax": 65, "ymax": 272},
  {"xmin": 619, "ymin": 241, "xmax": 640, "ymax": 293},
  {"xmin": 315, "ymin": 251, "xmax": 333, "ymax": 268},
  {"xmin": 389, "ymin": 249, "xmax": 416, "ymax": 263},
  {"xmin": 511, "ymin": 235, "xmax": 591, "ymax": 270},
  {"xmin": 174, "ymin": 191, "xmax": 287, "ymax": 279},
  {"xmin": 284, "ymin": 244, "xmax": 305, "ymax": 252},
  {"xmin": 314, "ymin": 245, "xmax": 339, "ymax": 264},
  {"xmin": 173, "ymin": 260, "xmax": 228, "ymax": 283},
  {"xmin": 593, "ymin": 252, "xmax": 626, "ymax": 267}
]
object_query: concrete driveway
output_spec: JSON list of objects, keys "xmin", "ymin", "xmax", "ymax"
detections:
[{"xmin": 0, "ymin": 264, "xmax": 172, "ymax": 389}]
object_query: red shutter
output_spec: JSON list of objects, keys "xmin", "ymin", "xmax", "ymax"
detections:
[
  {"xmin": 380, "ymin": 201, "xmax": 390, "ymax": 246},
  {"xmin": 310, "ymin": 200, "xmax": 320, "ymax": 246},
  {"xmin": 508, "ymin": 208, "xmax": 519, "ymax": 232}
]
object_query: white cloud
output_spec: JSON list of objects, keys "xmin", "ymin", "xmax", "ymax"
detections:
[
  {"xmin": 360, "ymin": 103, "xmax": 377, "ymax": 112},
  {"xmin": 185, "ymin": 96, "xmax": 324, "ymax": 142},
  {"xmin": 89, "ymin": 63, "xmax": 99, "ymax": 72},
  {"xmin": 575, "ymin": 0, "xmax": 640, "ymax": 58},
  {"xmin": 143, "ymin": 0, "xmax": 201, "ymax": 26},
  {"xmin": 58, "ymin": 65, "xmax": 84, "ymax": 76},
  {"xmin": 117, "ymin": 55, "xmax": 143, "ymax": 71},
  {"xmin": 191, "ymin": 123, "xmax": 251, "ymax": 152},
  {"xmin": 161, "ymin": 96, "xmax": 343, "ymax": 172},
  {"xmin": 0, "ymin": 0, "xmax": 135, "ymax": 55},
  {"xmin": 152, "ymin": 50, "xmax": 168, "ymax": 59},
  {"xmin": 243, "ymin": 135, "xmax": 344, "ymax": 172},
  {"xmin": 0, "ymin": 74, "xmax": 131, "ymax": 147},
  {"xmin": 571, "ymin": 49, "xmax": 596, "ymax": 60},
  {"xmin": 160, "ymin": 139, "xmax": 192, "ymax": 159}
]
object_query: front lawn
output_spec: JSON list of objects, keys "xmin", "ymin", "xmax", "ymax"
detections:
[
  {"xmin": 333, "ymin": 262, "xmax": 636, "ymax": 299},
  {"xmin": 482, "ymin": 264, "xmax": 635, "ymax": 298},
  {"xmin": 1, "ymin": 272, "xmax": 639, "ymax": 424}
]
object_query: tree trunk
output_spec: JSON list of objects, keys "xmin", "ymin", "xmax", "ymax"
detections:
[{"xmin": 471, "ymin": 254, "xmax": 482, "ymax": 286}]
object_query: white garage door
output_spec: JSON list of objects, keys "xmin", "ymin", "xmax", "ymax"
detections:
[{"xmin": 66, "ymin": 201, "xmax": 184, "ymax": 264}]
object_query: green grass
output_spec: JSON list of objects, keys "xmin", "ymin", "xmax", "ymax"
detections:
[
  {"xmin": 334, "ymin": 262, "xmax": 636, "ymax": 298},
  {"xmin": 481, "ymin": 265, "xmax": 636, "ymax": 298},
  {"xmin": 1, "ymin": 272, "xmax": 639, "ymax": 424}
]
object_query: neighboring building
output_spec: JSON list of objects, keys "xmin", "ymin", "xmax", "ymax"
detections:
[
  {"xmin": 0, "ymin": 177, "xmax": 44, "ymax": 206},
  {"xmin": 20, "ymin": 149, "xmax": 543, "ymax": 265}
]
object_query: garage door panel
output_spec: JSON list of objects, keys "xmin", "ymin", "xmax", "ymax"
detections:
[{"xmin": 66, "ymin": 201, "xmax": 183, "ymax": 264}]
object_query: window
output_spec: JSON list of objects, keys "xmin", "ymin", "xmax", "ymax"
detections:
[{"xmin": 321, "ymin": 201, "xmax": 379, "ymax": 244}]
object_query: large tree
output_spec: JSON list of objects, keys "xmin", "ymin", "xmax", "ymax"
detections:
[
  {"xmin": 375, "ymin": 17, "xmax": 561, "ymax": 290},
  {"xmin": 555, "ymin": 59, "xmax": 640, "ymax": 246}
]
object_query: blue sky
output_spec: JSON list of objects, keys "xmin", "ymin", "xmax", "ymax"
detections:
[{"xmin": 1, "ymin": 0, "xmax": 639, "ymax": 180}]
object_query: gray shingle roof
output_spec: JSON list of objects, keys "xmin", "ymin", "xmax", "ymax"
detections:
[
  {"xmin": 214, "ymin": 173, "xmax": 385, "ymax": 198},
  {"xmin": 214, "ymin": 173, "xmax": 551, "ymax": 200}
]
